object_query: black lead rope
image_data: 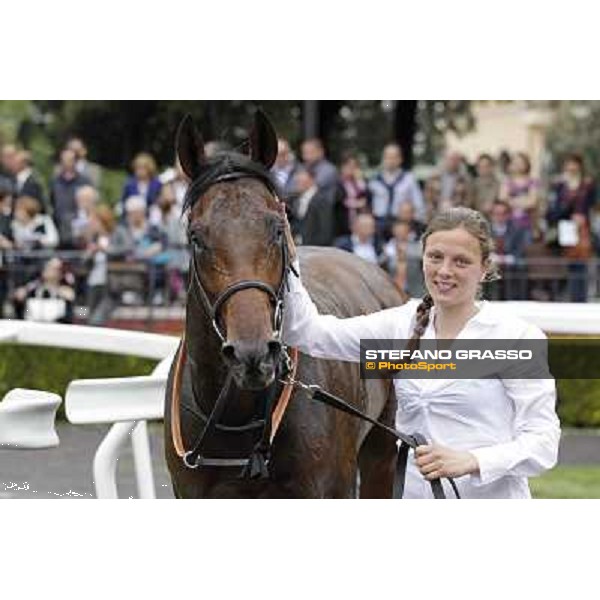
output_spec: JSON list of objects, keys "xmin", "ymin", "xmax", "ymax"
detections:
[{"xmin": 296, "ymin": 383, "xmax": 461, "ymax": 499}]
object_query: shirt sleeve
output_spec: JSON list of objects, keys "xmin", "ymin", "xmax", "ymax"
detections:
[
  {"xmin": 282, "ymin": 261, "xmax": 414, "ymax": 363},
  {"xmin": 469, "ymin": 324, "xmax": 561, "ymax": 486}
]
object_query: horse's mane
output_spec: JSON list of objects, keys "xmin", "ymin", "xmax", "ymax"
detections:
[{"xmin": 183, "ymin": 152, "xmax": 281, "ymax": 214}]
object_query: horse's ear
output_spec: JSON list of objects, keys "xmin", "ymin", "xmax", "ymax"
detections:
[
  {"xmin": 176, "ymin": 114, "xmax": 205, "ymax": 181},
  {"xmin": 249, "ymin": 109, "xmax": 278, "ymax": 170}
]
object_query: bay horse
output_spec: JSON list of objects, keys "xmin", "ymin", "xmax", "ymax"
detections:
[{"xmin": 164, "ymin": 110, "xmax": 405, "ymax": 498}]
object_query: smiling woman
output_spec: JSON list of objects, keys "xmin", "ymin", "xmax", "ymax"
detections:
[{"xmin": 283, "ymin": 206, "xmax": 561, "ymax": 499}]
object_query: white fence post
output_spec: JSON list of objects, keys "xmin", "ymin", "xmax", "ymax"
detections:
[
  {"xmin": 93, "ymin": 421, "xmax": 137, "ymax": 499},
  {"xmin": 131, "ymin": 421, "xmax": 156, "ymax": 499}
]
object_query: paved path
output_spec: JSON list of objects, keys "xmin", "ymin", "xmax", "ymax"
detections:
[{"xmin": 1, "ymin": 425, "xmax": 598, "ymax": 499}]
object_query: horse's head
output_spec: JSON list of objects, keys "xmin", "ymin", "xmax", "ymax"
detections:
[{"xmin": 177, "ymin": 110, "xmax": 289, "ymax": 391}]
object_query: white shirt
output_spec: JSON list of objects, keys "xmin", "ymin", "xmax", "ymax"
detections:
[
  {"xmin": 295, "ymin": 185, "xmax": 318, "ymax": 220},
  {"xmin": 282, "ymin": 272, "xmax": 560, "ymax": 499},
  {"xmin": 15, "ymin": 168, "xmax": 32, "ymax": 193}
]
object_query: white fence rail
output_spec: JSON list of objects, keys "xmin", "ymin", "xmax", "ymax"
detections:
[{"xmin": 1, "ymin": 301, "xmax": 599, "ymax": 498}]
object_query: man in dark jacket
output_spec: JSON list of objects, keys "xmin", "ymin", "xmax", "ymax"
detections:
[
  {"xmin": 490, "ymin": 200, "xmax": 528, "ymax": 299},
  {"xmin": 301, "ymin": 138, "xmax": 339, "ymax": 200},
  {"xmin": 50, "ymin": 148, "xmax": 91, "ymax": 247},
  {"xmin": 292, "ymin": 168, "xmax": 334, "ymax": 246},
  {"xmin": 12, "ymin": 150, "xmax": 47, "ymax": 212},
  {"xmin": 334, "ymin": 212, "xmax": 384, "ymax": 265}
]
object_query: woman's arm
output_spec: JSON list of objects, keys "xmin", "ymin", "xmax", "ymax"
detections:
[
  {"xmin": 469, "ymin": 326, "xmax": 560, "ymax": 486},
  {"xmin": 283, "ymin": 263, "xmax": 413, "ymax": 363},
  {"xmin": 469, "ymin": 377, "xmax": 560, "ymax": 485},
  {"xmin": 39, "ymin": 217, "xmax": 59, "ymax": 249}
]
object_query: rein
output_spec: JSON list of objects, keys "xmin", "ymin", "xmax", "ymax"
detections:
[{"xmin": 282, "ymin": 378, "xmax": 461, "ymax": 499}]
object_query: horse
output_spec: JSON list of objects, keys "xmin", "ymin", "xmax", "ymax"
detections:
[{"xmin": 164, "ymin": 110, "xmax": 406, "ymax": 498}]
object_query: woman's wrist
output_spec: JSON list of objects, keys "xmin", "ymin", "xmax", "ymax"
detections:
[{"xmin": 466, "ymin": 451, "xmax": 480, "ymax": 476}]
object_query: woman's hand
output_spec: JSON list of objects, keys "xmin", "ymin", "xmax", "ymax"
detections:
[{"xmin": 415, "ymin": 444, "xmax": 479, "ymax": 480}]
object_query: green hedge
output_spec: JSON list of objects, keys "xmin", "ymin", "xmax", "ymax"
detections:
[
  {"xmin": 0, "ymin": 344, "xmax": 157, "ymax": 418},
  {"xmin": 1, "ymin": 341, "xmax": 600, "ymax": 427}
]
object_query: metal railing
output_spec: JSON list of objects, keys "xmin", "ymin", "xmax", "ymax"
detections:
[
  {"xmin": 0, "ymin": 248, "xmax": 189, "ymax": 324},
  {"xmin": 396, "ymin": 256, "xmax": 600, "ymax": 303}
]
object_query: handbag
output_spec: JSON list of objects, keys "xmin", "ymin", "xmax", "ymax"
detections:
[
  {"xmin": 563, "ymin": 220, "xmax": 593, "ymax": 260},
  {"xmin": 25, "ymin": 287, "xmax": 67, "ymax": 322}
]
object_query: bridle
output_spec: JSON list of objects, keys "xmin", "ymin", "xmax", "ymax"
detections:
[
  {"xmin": 187, "ymin": 215, "xmax": 291, "ymax": 348},
  {"xmin": 170, "ymin": 168, "xmax": 298, "ymax": 478}
]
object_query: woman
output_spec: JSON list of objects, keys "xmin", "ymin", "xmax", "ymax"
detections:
[
  {"xmin": 337, "ymin": 152, "xmax": 368, "ymax": 234},
  {"xmin": 499, "ymin": 152, "xmax": 541, "ymax": 242},
  {"xmin": 11, "ymin": 195, "xmax": 59, "ymax": 250},
  {"xmin": 83, "ymin": 205, "xmax": 117, "ymax": 325},
  {"xmin": 120, "ymin": 152, "xmax": 162, "ymax": 216},
  {"xmin": 283, "ymin": 207, "xmax": 560, "ymax": 499},
  {"xmin": 13, "ymin": 257, "xmax": 75, "ymax": 322},
  {"xmin": 546, "ymin": 153, "xmax": 595, "ymax": 303}
]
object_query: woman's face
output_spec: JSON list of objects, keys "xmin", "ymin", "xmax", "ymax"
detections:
[
  {"xmin": 14, "ymin": 206, "xmax": 29, "ymax": 224},
  {"xmin": 42, "ymin": 259, "xmax": 62, "ymax": 285},
  {"xmin": 341, "ymin": 158, "xmax": 358, "ymax": 178},
  {"xmin": 511, "ymin": 155, "xmax": 528, "ymax": 176},
  {"xmin": 135, "ymin": 163, "xmax": 150, "ymax": 180},
  {"xmin": 563, "ymin": 160, "xmax": 582, "ymax": 180},
  {"xmin": 423, "ymin": 227, "xmax": 487, "ymax": 309}
]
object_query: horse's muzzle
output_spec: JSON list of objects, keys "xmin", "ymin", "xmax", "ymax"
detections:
[{"xmin": 222, "ymin": 338, "xmax": 282, "ymax": 390}]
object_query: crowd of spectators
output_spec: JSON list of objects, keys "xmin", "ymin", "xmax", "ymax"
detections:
[
  {"xmin": 0, "ymin": 137, "xmax": 189, "ymax": 324},
  {"xmin": 0, "ymin": 130, "xmax": 599, "ymax": 327},
  {"xmin": 277, "ymin": 140, "xmax": 599, "ymax": 303}
]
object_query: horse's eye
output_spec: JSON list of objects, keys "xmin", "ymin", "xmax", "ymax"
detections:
[
  {"xmin": 189, "ymin": 231, "xmax": 206, "ymax": 250},
  {"xmin": 273, "ymin": 225, "xmax": 284, "ymax": 244}
]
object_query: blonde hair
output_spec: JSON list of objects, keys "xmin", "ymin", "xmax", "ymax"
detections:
[
  {"xmin": 407, "ymin": 207, "xmax": 499, "ymax": 353},
  {"xmin": 132, "ymin": 152, "xmax": 157, "ymax": 178},
  {"xmin": 15, "ymin": 195, "xmax": 41, "ymax": 219}
]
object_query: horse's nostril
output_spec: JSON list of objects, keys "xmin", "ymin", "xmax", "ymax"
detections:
[
  {"xmin": 267, "ymin": 339, "xmax": 282, "ymax": 359},
  {"xmin": 222, "ymin": 343, "xmax": 237, "ymax": 363}
]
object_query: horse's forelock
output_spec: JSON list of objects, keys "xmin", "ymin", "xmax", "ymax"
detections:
[{"xmin": 183, "ymin": 151, "xmax": 280, "ymax": 216}]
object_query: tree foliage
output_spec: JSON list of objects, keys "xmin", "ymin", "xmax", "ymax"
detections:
[
  {"xmin": 545, "ymin": 101, "xmax": 600, "ymax": 181},
  {"xmin": 1, "ymin": 101, "xmax": 474, "ymax": 178}
]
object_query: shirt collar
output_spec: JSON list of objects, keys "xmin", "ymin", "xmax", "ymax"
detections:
[
  {"xmin": 16, "ymin": 168, "xmax": 31, "ymax": 186},
  {"xmin": 428, "ymin": 300, "xmax": 497, "ymax": 328}
]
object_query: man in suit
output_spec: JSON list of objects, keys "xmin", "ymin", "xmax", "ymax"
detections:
[
  {"xmin": 489, "ymin": 200, "xmax": 528, "ymax": 299},
  {"xmin": 50, "ymin": 148, "xmax": 92, "ymax": 247},
  {"xmin": 67, "ymin": 137, "xmax": 102, "ymax": 189},
  {"xmin": 292, "ymin": 168, "xmax": 334, "ymax": 247},
  {"xmin": 12, "ymin": 150, "xmax": 47, "ymax": 212},
  {"xmin": 334, "ymin": 212, "xmax": 383, "ymax": 265},
  {"xmin": 301, "ymin": 138, "xmax": 339, "ymax": 200}
]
